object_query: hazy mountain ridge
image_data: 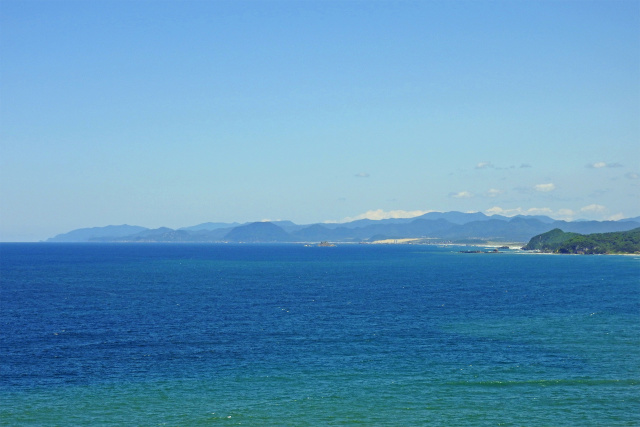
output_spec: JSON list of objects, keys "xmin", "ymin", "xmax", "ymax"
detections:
[
  {"xmin": 46, "ymin": 225, "xmax": 149, "ymax": 242},
  {"xmin": 179, "ymin": 222, "xmax": 241, "ymax": 231},
  {"xmin": 224, "ymin": 222, "xmax": 292, "ymax": 243},
  {"xmin": 46, "ymin": 212, "xmax": 640, "ymax": 244}
]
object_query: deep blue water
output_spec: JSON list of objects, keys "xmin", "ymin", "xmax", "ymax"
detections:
[{"xmin": 1, "ymin": 243, "xmax": 639, "ymax": 425}]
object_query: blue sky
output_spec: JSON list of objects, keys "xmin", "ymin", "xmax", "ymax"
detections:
[{"xmin": 1, "ymin": 0, "xmax": 638, "ymax": 241}]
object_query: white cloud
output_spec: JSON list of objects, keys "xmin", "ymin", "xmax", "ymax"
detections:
[
  {"xmin": 588, "ymin": 162, "xmax": 623, "ymax": 169},
  {"xmin": 580, "ymin": 204, "xmax": 606, "ymax": 214},
  {"xmin": 486, "ymin": 204, "xmax": 622, "ymax": 221},
  {"xmin": 557, "ymin": 208, "xmax": 576, "ymax": 218},
  {"xmin": 607, "ymin": 213, "xmax": 625, "ymax": 221},
  {"xmin": 335, "ymin": 209, "xmax": 435, "ymax": 223},
  {"xmin": 519, "ymin": 163, "xmax": 532, "ymax": 168},
  {"xmin": 485, "ymin": 188, "xmax": 503, "ymax": 197},
  {"xmin": 485, "ymin": 206, "xmax": 523, "ymax": 216},
  {"xmin": 625, "ymin": 172, "xmax": 639, "ymax": 180},
  {"xmin": 485, "ymin": 206, "xmax": 574, "ymax": 220},
  {"xmin": 449, "ymin": 191, "xmax": 474, "ymax": 198},
  {"xmin": 476, "ymin": 162, "xmax": 493, "ymax": 169},
  {"xmin": 534, "ymin": 183, "xmax": 555, "ymax": 192},
  {"xmin": 355, "ymin": 172, "xmax": 370, "ymax": 178},
  {"xmin": 528, "ymin": 207, "xmax": 555, "ymax": 216}
]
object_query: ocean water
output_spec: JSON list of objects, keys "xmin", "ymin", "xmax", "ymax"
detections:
[{"xmin": 1, "ymin": 243, "xmax": 638, "ymax": 426}]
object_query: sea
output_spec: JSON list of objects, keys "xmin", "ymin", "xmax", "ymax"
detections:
[{"xmin": 1, "ymin": 243, "xmax": 638, "ymax": 426}]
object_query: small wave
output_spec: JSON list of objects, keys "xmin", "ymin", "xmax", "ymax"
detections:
[{"xmin": 444, "ymin": 378, "xmax": 638, "ymax": 387}]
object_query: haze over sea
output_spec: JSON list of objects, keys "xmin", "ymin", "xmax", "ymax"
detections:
[{"xmin": 2, "ymin": 243, "xmax": 638, "ymax": 425}]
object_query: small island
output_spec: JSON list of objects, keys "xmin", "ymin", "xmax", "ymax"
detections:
[
  {"xmin": 522, "ymin": 228, "xmax": 640, "ymax": 254},
  {"xmin": 317, "ymin": 241, "xmax": 336, "ymax": 247},
  {"xmin": 459, "ymin": 249, "xmax": 500, "ymax": 254}
]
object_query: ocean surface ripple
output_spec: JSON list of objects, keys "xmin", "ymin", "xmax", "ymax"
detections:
[{"xmin": 1, "ymin": 243, "xmax": 638, "ymax": 425}]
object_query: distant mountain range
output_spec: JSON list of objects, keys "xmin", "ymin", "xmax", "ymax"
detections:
[{"xmin": 45, "ymin": 212, "xmax": 640, "ymax": 244}]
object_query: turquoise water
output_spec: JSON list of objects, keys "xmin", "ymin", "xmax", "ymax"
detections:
[{"xmin": 1, "ymin": 243, "xmax": 639, "ymax": 425}]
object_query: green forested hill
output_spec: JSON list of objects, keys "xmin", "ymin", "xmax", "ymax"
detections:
[{"xmin": 523, "ymin": 228, "xmax": 640, "ymax": 254}]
